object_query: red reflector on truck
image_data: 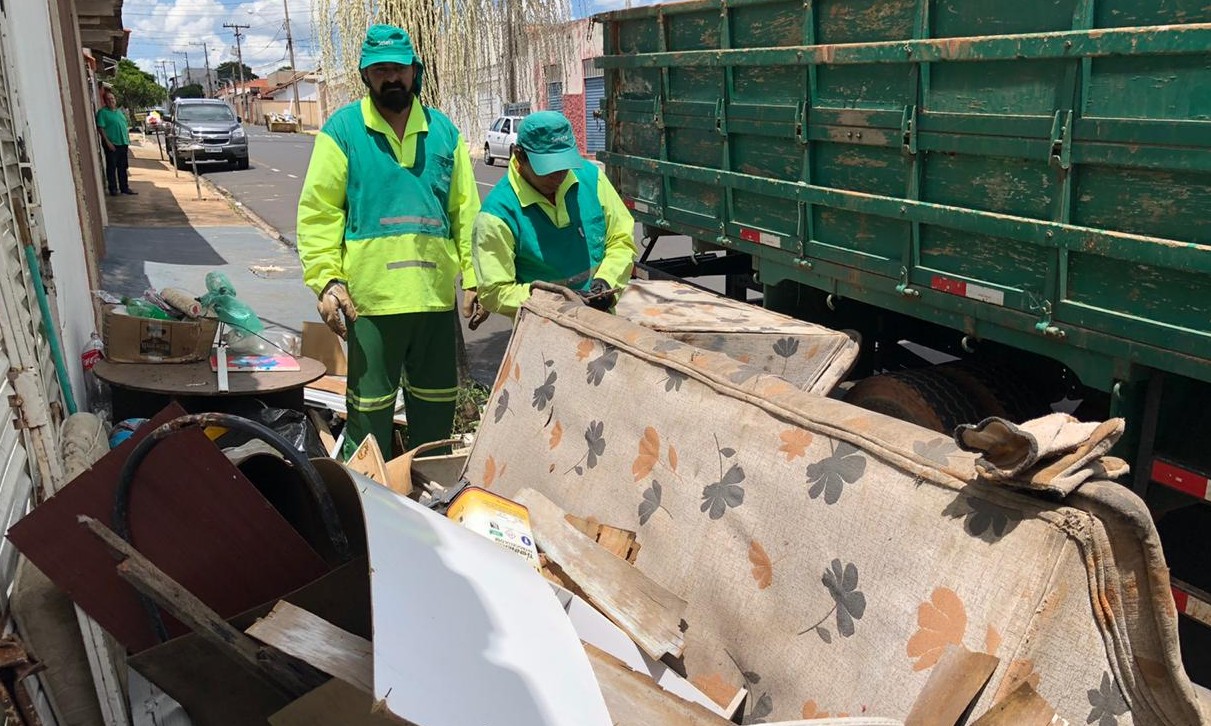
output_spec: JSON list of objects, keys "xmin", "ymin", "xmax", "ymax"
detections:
[
  {"xmin": 1151, "ymin": 459, "xmax": 1210, "ymax": 501},
  {"xmin": 929, "ymin": 275, "xmax": 1005, "ymax": 306}
]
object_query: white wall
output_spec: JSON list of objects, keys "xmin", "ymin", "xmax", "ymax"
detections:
[{"xmin": 5, "ymin": 0, "xmax": 97, "ymax": 403}]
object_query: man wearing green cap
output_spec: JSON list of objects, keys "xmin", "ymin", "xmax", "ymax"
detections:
[
  {"xmin": 473, "ymin": 111, "xmax": 636, "ymax": 318},
  {"xmin": 297, "ymin": 24, "xmax": 479, "ymax": 458}
]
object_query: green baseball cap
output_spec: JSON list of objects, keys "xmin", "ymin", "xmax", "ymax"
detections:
[
  {"xmin": 517, "ymin": 111, "xmax": 582, "ymax": 176},
  {"xmin": 360, "ymin": 24, "xmax": 417, "ymax": 69}
]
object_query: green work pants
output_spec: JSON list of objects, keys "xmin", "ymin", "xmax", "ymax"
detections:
[{"xmin": 342, "ymin": 311, "xmax": 458, "ymax": 460}]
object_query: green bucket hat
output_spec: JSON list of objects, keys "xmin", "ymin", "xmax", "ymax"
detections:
[
  {"xmin": 517, "ymin": 111, "xmax": 582, "ymax": 176},
  {"xmin": 360, "ymin": 24, "xmax": 425, "ymax": 93}
]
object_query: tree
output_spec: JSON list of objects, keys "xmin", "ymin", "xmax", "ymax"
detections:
[
  {"xmin": 171, "ymin": 83, "xmax": 205, "ymax": 100},
  {"xmin": 110, "ymin": 58, "xmax": 166, "ymax": 110},
  {"xmin": 216, "ymin": 61, "xmax": 258, "ymax": 85}
]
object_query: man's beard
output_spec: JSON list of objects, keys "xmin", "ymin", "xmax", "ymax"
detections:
[{"xmin": 372, "ymin": 82, "xmax": 412, "ymax": 113}]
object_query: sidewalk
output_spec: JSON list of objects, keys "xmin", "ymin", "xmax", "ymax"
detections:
[{"xmin": 100, "ymin": 137, "xmax": 320, "ymax": 332}]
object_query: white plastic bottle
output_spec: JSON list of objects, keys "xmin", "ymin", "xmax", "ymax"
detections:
[{"xmin": 81, "ymin": 332, "xmax": 111, "ymax": 422}]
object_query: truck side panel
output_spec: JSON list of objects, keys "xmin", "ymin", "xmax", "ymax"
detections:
[{"xmin": 600, "ymin": 0, "xmax": 1211, "ymax": 392}]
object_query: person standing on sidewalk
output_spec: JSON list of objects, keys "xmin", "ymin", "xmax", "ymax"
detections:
[
  {"xmin": 95, "ymin": 88, "xmax": 136, "ymax": 196},
  {"xmin": 297, "ymin": 24, "xmax": 479, "ymax": 459},
  {"xmin": 473, "ymin": 111, "xmax": 636, "ymax": 318}
]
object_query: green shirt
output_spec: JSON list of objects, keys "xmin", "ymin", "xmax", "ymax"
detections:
[{"xmin": 95, "ymin": 107, "xmax": 130, "ymax": 146}]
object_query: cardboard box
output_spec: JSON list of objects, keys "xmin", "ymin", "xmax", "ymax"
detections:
[{"xmin": 102, "ymin": 308, "xmax": 219, "ymax": 363}]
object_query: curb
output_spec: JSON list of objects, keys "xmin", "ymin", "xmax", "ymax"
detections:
[{"xmin": 201, "ymin": 175, "xmax": 295, "ymax": 248}]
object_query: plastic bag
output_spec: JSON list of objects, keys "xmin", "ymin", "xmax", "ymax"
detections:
[
  {"xmin": 211, "ymin": 401, "xmax": 328, "ymax": 459},
  {"xmin": 199, "ymin": 271, "xmax": 264, "ymax": 334}
]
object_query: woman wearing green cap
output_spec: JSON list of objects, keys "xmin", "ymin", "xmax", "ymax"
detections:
[
  {"xmin": 473, "ymin": 111, "xmax": 637, "ymax": 318},
  {"xmin": 297, "ymin": 24, "xmax": 479, "ymax": 459}
]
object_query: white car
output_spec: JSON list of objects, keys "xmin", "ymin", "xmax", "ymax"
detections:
[{"xmin": 483, "ymin": 115, "xmax": 523, "ymax": 166}]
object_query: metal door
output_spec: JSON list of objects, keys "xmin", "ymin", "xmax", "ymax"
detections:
[
  {"xmin": 547, "ymin": 82, "xmax": 563, "ymax": 114},
  {"xmin": 0, "ymin": 0, "xmax": 63, "ymax": 604},
  {"xmin": 584, "ymin": 76, "xmax": 605, "ymax": 154}
]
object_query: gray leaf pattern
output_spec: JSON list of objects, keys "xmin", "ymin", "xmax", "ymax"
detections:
[
  {"xmin": 638, "ymin": 481, "xmax": 662, "ymax": 525},
  {"xmin": 942, "ymin": 495, "xmax": 1022, "ymax": 542},
  {"xmin": 586, "ymin": 346, "xmax": 619, "ymax": 386},
  {"xmin": 822, "ymin": 559, "xmax": 866, "ymax": 638},
  {"xmin": 585, "ymin": 420, "xmax": 606, "ymax": 469},
  {"xmin": 531, "ymin": 370, "xmax": 556, "ymax": 411},
  {"xmin": 913, "ymin": 438, "xmax": 956, "ymax": 465},
  {"xmin": 772, "ymin": 337, "xmax": 800, "ymax": 358},
  {"xmin": 702, "ymin": 463, "xmax": 745, "ymax": 519},
  {"xmin": 805, "ymin": 442, "xmax": 867, "ymax": 505},
  {"xmin": 745, "ymin": 692, "xmax": 773, "ymax": 724},
  {"xmin": 1087, "ymin": 672, "xmax": 1128, "ymax": 726},
  {"xmin": 493, "ymin": 388, "xmax": 511, "ymax": 423},
  {"xmin": 663, "ymin": 368, "xmax": 687, "ymax": 392}
]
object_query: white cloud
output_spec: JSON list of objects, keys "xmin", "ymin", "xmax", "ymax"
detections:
[{"xmin": 124, "ymin": 0, "xmax": 318, "ymax": 82}]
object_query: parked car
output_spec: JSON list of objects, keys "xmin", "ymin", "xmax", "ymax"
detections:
[
  {"xmin": 483, "ymin": 115, "xmax": 523, "ymax": 166},
  {"xmin": 164, "ymin": 98, "xmax": 248, "ymax": 171}
]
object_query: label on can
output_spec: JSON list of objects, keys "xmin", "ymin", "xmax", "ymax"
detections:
[{"xmin": 447, "ymin": 487, "xmax": 541, "ymax": 570}]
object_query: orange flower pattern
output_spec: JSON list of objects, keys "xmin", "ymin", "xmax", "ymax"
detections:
[{"xmin": 907, "ymin": 587, "xmax": 967, "ymax": 671}]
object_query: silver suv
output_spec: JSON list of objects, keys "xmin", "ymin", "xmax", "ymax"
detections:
[{"xmin": 166, "ymin": 98, "xmax": 249, "ymax": 171}]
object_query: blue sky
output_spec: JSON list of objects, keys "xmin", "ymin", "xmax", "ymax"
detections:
[
  {"xmin": 124, "ymin": 0, "xmax": 643, "ymax": 85},
  {"xmin": 124, "ymin": 0, "xmax": 319, "ymax": 84}
]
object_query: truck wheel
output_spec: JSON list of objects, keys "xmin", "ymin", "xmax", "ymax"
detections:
[
  {"xmin": 843, "ymin": 367, "xmax": 995, "ymax": 434},
  {"xmin": 935, "ymin": 361, "xmax": 1050, "ymax": 424},
  {"xmin": 484, "ymin": 144, "xmax": 494, "ymax": 165}
]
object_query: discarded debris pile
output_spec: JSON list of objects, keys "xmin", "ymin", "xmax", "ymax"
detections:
[{"xmin": 2, "ymin": 287, "xmax": 1208, "ymax": 725}]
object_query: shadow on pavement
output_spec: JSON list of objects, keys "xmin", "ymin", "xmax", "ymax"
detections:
[{"xmin": 101, "ymin": 227, "xmax": 227, "ymax": 298}]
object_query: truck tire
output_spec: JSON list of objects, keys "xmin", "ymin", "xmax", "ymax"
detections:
[
  {"xmin": 935, "ymin": 361, "xmax": 1050, "ymax": 424},
  {"xmin": 484, "ymin": 144, "xmax": 494, "ymax": 165},
  {"xmin": 843, "ymin": 368, "xmax": 996, "ymax": 434}
]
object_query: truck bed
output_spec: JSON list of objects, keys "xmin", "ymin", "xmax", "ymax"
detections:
[{"xmin": 598, "ymin": 0, "xmax": 1211, "ymax": 392}]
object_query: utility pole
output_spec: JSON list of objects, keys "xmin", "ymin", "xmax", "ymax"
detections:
[
  {"xmin": 175, "ymin": 50, "xmax": 190, "ymax": 89},
  {"xmin": 170, "ymin": 59, "xmax": 179, "ymax": 92},
  {"xmin": 281, "ymin": 0, "xmax": 301, "ymax": 118},
  {"xmin": 503, "ymin": 12, "xmax": 517, "ymax": 103},
  {"xmin": 156, "ymin": 60, "xmax": 170, "ymax": 93},
  {"xmin": 192, "ymin": 42, "xmax": 214, "ymax": 96},
  {"xmin": 223, "ymin": 23, "xmax": 251, "ymax": 123}
]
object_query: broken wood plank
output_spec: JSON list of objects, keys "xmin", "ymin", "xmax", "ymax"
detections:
[
  {"xmin": 971, "ymin": 681, "xmax": 1062, "ymax": 726},
  {"xmin": 514, "ymin": 489, "xmax": 686, "ymax": 660},
  {"xmin": 305, "ymin": 409, "xmax": 337, "ymax": 457},
  {"xmin": 904, "ymin": 644, "xmax": 1000, "ymax": 726},
  {"xmin": 305, "ymin": 376, "xmax": 347, "ymax": 397},
  {"xmin": 596, "ymin": 525, "xmax": 639, "ymax": 563},
  {"xmin": 346, "ymin": 435, "xmax": 388, "ymax": 487},
  {"xmin": 268, "ymin": 680, "xmax": 394, "ymax": 726},
  {"xmin": 79, "ymin": 516, "xmax": 325, "ymax": 700},
  {"xmin": 382, "ymin": 438, "xmax": 462, "ymax": 498},
  {"xmin": 584, "ymin": 643, "xmax": 731, "ymax": 725},
  {"xmin": 246, "ymin": 601, "xmax": 373, "ymax": 694}
]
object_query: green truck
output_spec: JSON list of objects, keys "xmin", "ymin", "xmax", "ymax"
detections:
[{"xmin": 597, "ymin": 0, "xmax": 1211, "ymax": 685}]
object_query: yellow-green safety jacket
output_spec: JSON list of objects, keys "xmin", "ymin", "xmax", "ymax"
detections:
[
  {"xmin": 297, "ymin": 96, "xmax": 478, "ymax": 315},
  {"xmin": 472, "ymin": 158, "xmax": 636, "ymax": 318}
]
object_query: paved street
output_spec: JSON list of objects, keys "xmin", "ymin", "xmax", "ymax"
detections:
[{"xmin": 205, "ymin": 126, "xmax": 511, "ymax": 246}]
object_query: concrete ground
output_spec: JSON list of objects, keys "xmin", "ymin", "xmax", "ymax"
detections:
[{"xmin": 100, "ymin": 138, "xmax": 321, "ymax": 337}]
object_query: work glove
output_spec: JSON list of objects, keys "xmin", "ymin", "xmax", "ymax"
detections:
[
  {"xmin": 318, "ymin": 280, "xmax": 357, "ymax": 340},
  {"xmin": 580, "ymin": 279, "xmax": 616, "ymax": 312},
  {"xmin": 462, "ymin": 287, "xmax": 491, "ymax": 331}
]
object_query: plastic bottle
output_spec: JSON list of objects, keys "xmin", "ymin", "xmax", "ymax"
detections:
[
  {"xmin": 80, "ymin": 333, "xmax": 112, "ymax": 422},
  {"xmin": 121, "ymin": 297, "xmax": 171, "ymax": 320}
]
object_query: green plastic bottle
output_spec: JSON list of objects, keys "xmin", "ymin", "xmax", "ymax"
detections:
[{"xmin": 121, "ymin": 297, "xmax": 171, "ymax": 320}]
